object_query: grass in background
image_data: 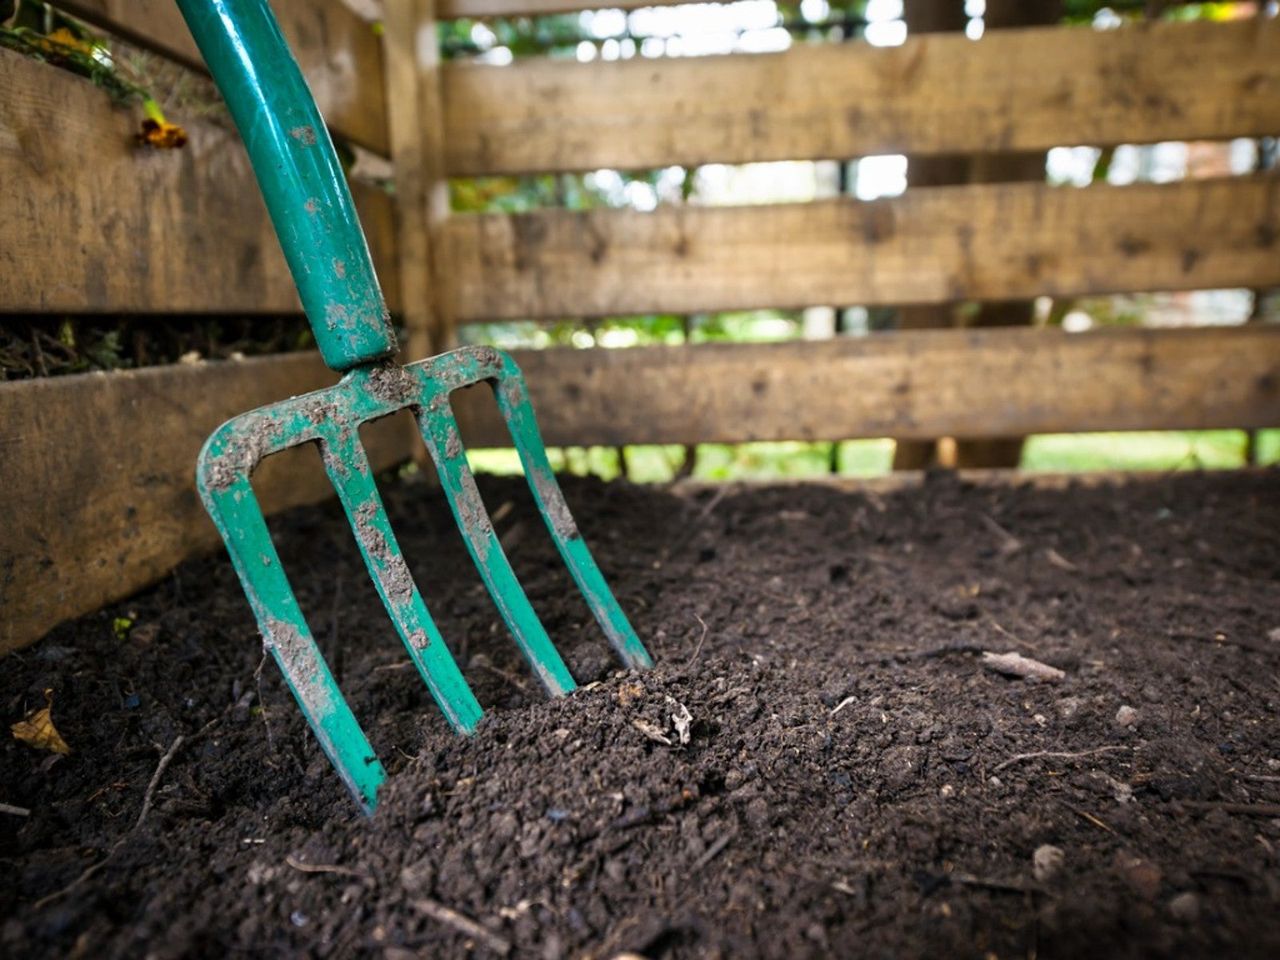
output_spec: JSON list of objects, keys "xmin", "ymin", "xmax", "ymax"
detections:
[{"xmin": 467, "ymin": 430, "xmax": 1278, "ymax": 483}]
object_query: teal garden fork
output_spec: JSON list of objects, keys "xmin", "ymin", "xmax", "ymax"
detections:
[{"xmin": 176, "ymin": 0, "xmax": 651, "ymax": 813}]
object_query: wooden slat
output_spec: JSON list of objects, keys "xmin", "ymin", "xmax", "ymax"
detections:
[
  {"xmin": 4, "ymin": 325, "xmax": 1275, "ymax": 652},
  {"xmin": 441, "ymin": 176, "xmax": 1280, "ymax": 321},
  {"xmin": 57, "ymin": 0, "xmax": 389, "ymax": 155},
  {"xmin": 440, "ymin": 18, "xmax": 1280, "ymax": 175},
  {"xmin": 438, "ymin": 0, "xmax": 684, "ymax": 16},
  {"xmin": 0, "ymin": 354, "xmax": 415, "ymax": 654},
  {"xmin": 450, "ymin": 326, "xmax": 1280, "ymax": 449},
  {"xmin": 438, "ymin": 0, "xmax": 1204, "ymax": 17},
  {"xmin": 0, "ymin": 49, "xmax": 400, "ymax": 315}
]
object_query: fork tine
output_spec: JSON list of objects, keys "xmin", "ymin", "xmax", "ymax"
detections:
[
  {"xmin": 198, "ymin": 467, "xmax": 385, "ymax": 813},
  {"xmin": 320, "ymin": 426, "xmax": 484, "ymax": 733},
  {"xmin": 495, "ymin": 366, "xmax": 654, "ymax": 671},
  {"xmin": 414, "ymin": 406, "xmax": 578, "ymax": 698}
]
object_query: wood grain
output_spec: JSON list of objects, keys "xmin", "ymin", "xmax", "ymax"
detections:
[
  {"xmin": 4, "ymin": 325, "xmax": 1275, "ymax": 652},
  {"xmin": 0, "ymin": 49, "xmax": 400, "ymax": 315},
  {"xmin": 450, "ymin": 326, "xmax": 1280, "ymax": 448},
  {"xmin": 441, "ymin": 176, "xmax": 1280, "ymax": 321},
  {"xmin": 438, "ymin": 0, "xmax": 684, "ymax": 15},
  {"xmin": 383, "ymin": 0, "xmax": 454, "ymax": 360},
  {"xmin": 57, "ymin": 0, "xmax": 389, "ymax": 154},
  {"xmin": 0, "ymin": 354, "xmax": 415, "ymax": 654},
  {"xmin": 440, "ymin": 18, "xmax": 1280, "ymax": 175}
]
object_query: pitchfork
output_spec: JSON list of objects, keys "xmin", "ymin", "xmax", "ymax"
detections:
[{"xmin": 177, "ymin": 0, "xmax": 652, "ymax": 813}]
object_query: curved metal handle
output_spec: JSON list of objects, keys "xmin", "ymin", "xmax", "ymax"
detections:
[{"xmin": 176, "ymin": 0, "xmax": 397, "ymax": 370}]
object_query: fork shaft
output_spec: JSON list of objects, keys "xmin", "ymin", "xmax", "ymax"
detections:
[{"xmin": 175, "ymin": 0, "xmax": 396, "ymax": 371}]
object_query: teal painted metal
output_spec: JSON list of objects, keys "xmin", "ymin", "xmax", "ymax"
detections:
[
  {"xmin": 180, "ymin": 0, "xmax": 650, "ymax": 813},
  {"xmin": 174, "ymin": 0, "xmax": 395, "ymax": 371}
]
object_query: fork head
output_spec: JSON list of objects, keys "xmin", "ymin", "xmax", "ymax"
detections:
[{"xmin": 196, "ymin": 345, "xmax": 651, "ymax": 813}]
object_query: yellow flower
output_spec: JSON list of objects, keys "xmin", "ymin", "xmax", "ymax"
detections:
[
  {"xmin": 34, "ymin": 26, "xmax": 95, "ymax": 57},
  {"xmin": 136, "ymin": 117, "xmax": 188, "ymax": 149}
]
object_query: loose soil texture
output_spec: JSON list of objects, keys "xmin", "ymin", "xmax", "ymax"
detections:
[{"xmin": 2, "ymin": 469, "xmax": 1279, "ymax": 959}]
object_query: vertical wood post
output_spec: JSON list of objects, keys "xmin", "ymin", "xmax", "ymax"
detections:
[
  {"xmin": 893, "ymin": 0, "xmax": 1062, "ymax": 470},
  {"xmin": 383, "ymin": 0, "xmax": 452, "ymax": 364}
]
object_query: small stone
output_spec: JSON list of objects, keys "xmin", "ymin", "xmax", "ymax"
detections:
[
  {"xmin": 1056, "ymin": 697, "xmax": 1083, "ymax": 722},
  {"xmin": 1033, "ymin": 844, "xmax": 1065, "ymax": 883},
  {"xmin": 1267, "ymin": 627, "xmax": 1280, "ymax": 644},
  {"xmin": 1168, "ymin": 891, "xmax": 1200, "ymax": 922},
  {"xmin": 939, "ymin": 783, "xmax": 955, "ymax": 798},
  {"xmin": 745, "ymin": 796, "xmax": 770, "ymax": 829},
  {"xmin": 1115, "ymin": 705, "xmax": 1140, "ymax": 727},
  {"xmin": 1115, "ymin": 854, "xmax": 1162, "ymax": 900}
]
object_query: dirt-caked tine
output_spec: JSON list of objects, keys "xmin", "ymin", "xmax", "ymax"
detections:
[
  {"xmin": 494, "ymin": 360, "xmax": 653, "ymax": 672},
  {"xmin": 319, "ymin": 417, "xmax": 484, "ymax": 734},
  {"xmin": 197, "ymin": 429, "xmax": 384, "ymax": 814},
  {"xmin": 415, "ymin": 403, "xmax": 578, "ymax": 698}
]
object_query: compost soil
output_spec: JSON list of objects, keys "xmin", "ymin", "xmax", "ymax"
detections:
[{"xmin": 3, "ymin": 469, "xmax": 1279, "ymax": 959}]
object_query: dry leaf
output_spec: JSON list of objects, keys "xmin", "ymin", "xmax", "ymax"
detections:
[
  {"xmin": 11, "ymin": 689, "xmax": 71, "ymax": 755},
  {"xmin": 631, "ymin": 719, "xmax": 671, "ymax": 746}
]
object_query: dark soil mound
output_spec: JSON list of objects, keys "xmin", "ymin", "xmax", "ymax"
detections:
[{"xmin": 3, "ymin": 470, "xmax": 1279, "ymax": 958}]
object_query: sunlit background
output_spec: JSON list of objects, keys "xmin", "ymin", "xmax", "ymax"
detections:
[{"xmin": 363, "ymin": 0, "xmax": 1280, "ymax": 481}]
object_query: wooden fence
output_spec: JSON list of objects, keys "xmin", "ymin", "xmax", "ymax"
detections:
[{"xmin": 2, "ymin": 1, "xmax": 1279, "ymax": 652}]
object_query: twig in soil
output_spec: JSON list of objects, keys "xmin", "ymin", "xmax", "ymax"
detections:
[
  {"xmin": 137, "ymin": 718, "xmax": 219, "ymax": 831},
  {"xmin": 830, "ymin": 696, "xmax": 857, "ymax": 716},
  {"xmin": 254, "ymin": 654, "xmax": 275, "ymax": 748},
  {"xmin": 1177, "ymin": 801, "xmax": 1280, "ymax": 818},
  {"xmin": 684, "ymin": 614, "xmax": 710, "ymax": 667},
  {"xmin": 1057, "ymin": 799, "xmax": 1116, "ymax": 834},
  {"xmin": 979, "ymin": 513, "xmax": 1022, "ymax": 555},
  {"xmin": 660, "ymin": 487, "xmax": 731, "ymax": 563},
  {"xmin": 994, "ymin": 746, "xmax": 1129, "ymax": 773},
  {"xmin": 34, "ymin": 717, "xmax": 221, "ymax": 911},
  {"xmin": 412, "ymin": 898, "xmax": 511, "ymax": 956},
  {"xmin": 981, "ymin": 651, "xmax": 1065, "ymax": 683},
  {"xmin": 32, "ymin": 838, "xmax": 127, "ymax": 911},
  {"xmin": 692, "ymin": 829, "xmax": 736, "ymax": 871},
  {"xmin": 986, "ymin": 617, "xmax": 1035, "ymax": 652},
  {"xmin": 0, "ymin": 802, "xmax": 31, "ymax": 817},
  {"xmin": 1241, "ymin": 774, "xmax": 1280, "ymax": 784},
  {"xmin": 285, "ymin": 854, "xmax": 371, "ymax": 881},
  {"xmin": 1044, "ymin": 548, "xmax": 1079, "ymax": 572}
]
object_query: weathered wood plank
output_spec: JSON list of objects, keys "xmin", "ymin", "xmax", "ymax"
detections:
[
  {"xmin": 0, "ymin": 49, "xmax": 400, "ymax": 315},
  {"xmin": 438, "ymin": 0, "xmax": 683, "ymax": 16},
  {"xmin": 384, "ymin": 0, "xmax": 454, "ymax": 360},
  {"xmin": 0, "ymin": 354, "xmax": 415, "ymax": 654},
  {"xmin": 57, "ymin": 0, "xmax": 390, "ymax": 154},
  {"xmin": 4, "ymin": 325, "xmax": 1275, "ymax": 652},
  {"xmin": 441, "ymin": 176, "xmax": 1280, "ymax": 321},
  {"xmin": 440, "ymin": 18, "xmax": 1280, "ymax": 175},
  {"xmin": 450, "ymin": 327, "xmax": 1280, "ymax": 449}
]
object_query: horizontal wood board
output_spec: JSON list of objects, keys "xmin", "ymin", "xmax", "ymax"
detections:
[
  {"xmin": 0, "ymin": 49, "xmax": 400, "ymax": 316},
  {"xmin": 3, "ymin": 324, "xmax": 1276, "ymax": 652},
  {"xmin": 451, "ymin": 326, "xmax": 1280, "ymax": 448},
  {"xmin": 438, "ymin": 0, "xmax": 686, "ymax": 16},
  {"xmin": 56, "ymin": 0, "xmax": 390, "ymax": 154},
  {"xmin": 440, "ymin": 18, "xmax": 1280, "ymax": 175},
  {"xmin": 0, "ymin": 355, "xmax": 414, "ymax": 655},
  {"xmin": 441, "ymin": 176, "xmax": 1280, "ymax": 321}
]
